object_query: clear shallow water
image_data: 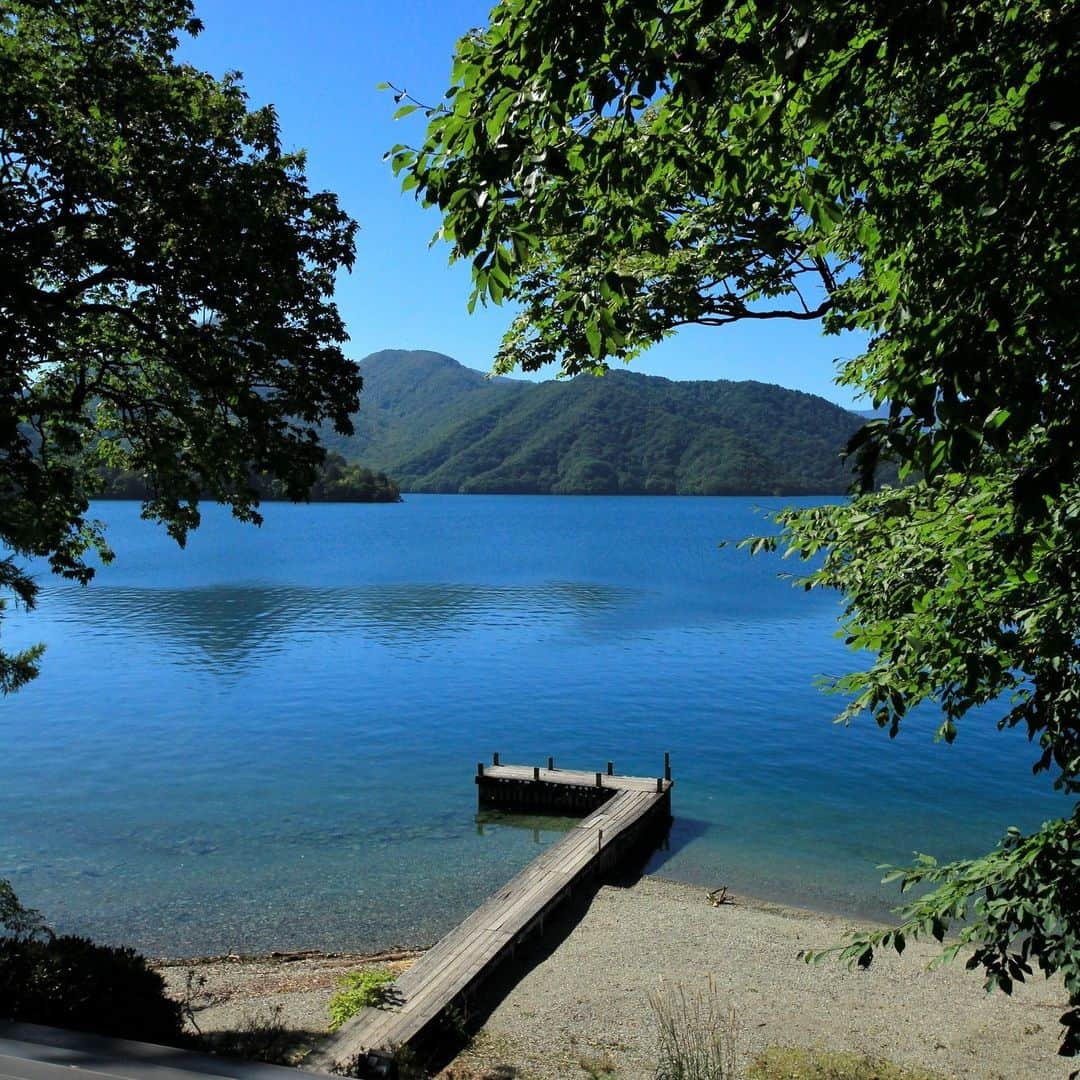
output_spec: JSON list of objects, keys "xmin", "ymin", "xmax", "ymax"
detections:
[{"xmin": 0, "ymin": 496, "xmax": 1066, "ymax": 956}]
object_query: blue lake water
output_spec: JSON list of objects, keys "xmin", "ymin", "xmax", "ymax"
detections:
[{"xmin": 0, "ymin": 496, "xmax": 1066, "ymax": 957}]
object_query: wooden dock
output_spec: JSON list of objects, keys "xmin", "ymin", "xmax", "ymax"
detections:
[{"xmin": 307, "ymin": 757, "xmax": 672, "ymax": 1076}]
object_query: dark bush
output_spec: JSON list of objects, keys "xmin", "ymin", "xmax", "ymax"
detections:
[{"xmin": 0, "ymin": 933, "xmax": 184, "ymax": 1044}]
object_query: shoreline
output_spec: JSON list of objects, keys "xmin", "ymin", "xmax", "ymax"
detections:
[
  {"xmin": 158, "ymin": 874, "xmax": 1069, "ymax": 1079},
  {"xmin": 147, "ymin": 862, "xmax": 903, "ymax": 969},
  {"xmin": 148, "ymin": 872, "xmax": 888, "ymax": 971},
  {"xmin": 151, "ymin": 945, "xmax": 428, "ymax": 968}
]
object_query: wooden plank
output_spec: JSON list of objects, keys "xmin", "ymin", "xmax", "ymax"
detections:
[
  {"xmin": 402, "ymin": 929, "xmax": 510, "ymax": 1022},
  {"xmin": 310, "ymin": 769, "xmax": 670, "ymax": 1072},
  {"xmin": 341, "ymin": 927, "xmax": 513, "ymax": 1053},
  {"xmin": 480, "ymin": 764, "xmax": 670, "ymax": 793},
  {"xmin": 386, "ymin": 792, "xmax": 653, "ymax": 993}
]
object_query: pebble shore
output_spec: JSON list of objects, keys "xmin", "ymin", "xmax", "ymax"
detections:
[{"xmin": 158, "ymin": 875, "xmax": 1068, "ymax": 1078}]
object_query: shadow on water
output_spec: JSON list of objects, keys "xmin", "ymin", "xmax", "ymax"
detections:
[
  {"xmin": 50, "ymin": 581, "xmax": 634, "ymax": 674},
  {"xmin": 643, "ymin": 815, "xmax": 711, "ymax": 875}
]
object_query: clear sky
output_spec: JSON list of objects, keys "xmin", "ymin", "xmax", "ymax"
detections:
[{"xmin": 182, "ymin": 0, "xmax": 867, "ymax": 408}]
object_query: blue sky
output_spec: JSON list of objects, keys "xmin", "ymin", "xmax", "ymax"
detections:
[{"xmin": 183, "ymin": 0, "xmax": 866, "ymax": 408}]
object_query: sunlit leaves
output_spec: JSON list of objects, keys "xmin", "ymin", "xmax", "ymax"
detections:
[{"xmin": 390, "ymin": 0, "xmax": 875, "ymax": 376}]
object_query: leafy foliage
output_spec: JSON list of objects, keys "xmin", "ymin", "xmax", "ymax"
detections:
[
  {"xmin": 769, "ymin": 465, "xmax": 1080, "ymax": 1058},
  {"xmin": 330, "ymin": 350, "xmax": 864, "ymax": 495},
  {"xmin": 0, "ymin": 558, "xmax": 44, "ymax": 693},
  {"xmin": 327, "ymin": 968, "xmax": 396, "ymax": 1031},
  {"xmin": 0, "ymin": 878, "xmax": 184, "ymax": 1044},
  {"xmin": 1, "ymin": 0, "xmax": 361, "ymax": 686},
  {"xmin": 0, "ymin": 934, "xmax": 185, "ymax": 1043},
  {"xmin": 391, "ymin": 0, "xmax": 1080, "ymax": 1059},
  {"xmin": 803, "ymin": 819, "xmax": 1080, "ymax": 1056}
]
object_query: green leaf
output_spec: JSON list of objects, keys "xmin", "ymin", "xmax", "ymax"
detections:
[{"xmin": 585, "ymin": 319, "xmax": 602, "ymax": 358}]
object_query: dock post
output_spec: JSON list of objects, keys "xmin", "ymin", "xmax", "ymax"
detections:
[
  {"xmin": 493, "ymin": 751, "xmax": 500, "ymax": 766},
  {"xmin": 595, "ymin": 771, "xmax": 602, "ymax": 787},
  {"xmin": 547, "ymin": 756, "xmax": 554, "ymax": 771},
  {"xmin": 478, "ymin": 762, "xmax": 484, "ymax": 777},
  {"xmin": 664, "ymin": 752, "xmax": 671, "ymax": 781},
  {"xmin": 607, "ymin": 761, "xmax": 614, "ymax": 775},
  {"xmin": 533, "ymin": 766, "xmax": 540, "ymax": 781},
  {"xmin": 656, "ymin": 776, "xmax": 662, "ymax": 792}
]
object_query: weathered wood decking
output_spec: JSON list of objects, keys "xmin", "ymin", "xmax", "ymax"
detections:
[{"xmin": 307, "ymin": 759, "xmax": 672, "ymax": 1076}]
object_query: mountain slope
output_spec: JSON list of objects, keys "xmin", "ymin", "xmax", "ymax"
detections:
[
  {"xmin": 319, "ymin": 349, "xmax": 527, "ymax": 471},
  {"xmin": 332, "ymin": 350, "xmax": 862, "ymax": 495}
]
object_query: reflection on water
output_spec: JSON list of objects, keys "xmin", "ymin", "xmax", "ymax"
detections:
[
  {"xmin": 43, "ymin": 580, "xmax": 632, "ymax": 674},
  {"xmin": 644, "ymin": 815, "xmax": 708, "ymax": 875},
  {"xmin": 474, "ymin": 810, "xmax": 578, "ymax": 845}
]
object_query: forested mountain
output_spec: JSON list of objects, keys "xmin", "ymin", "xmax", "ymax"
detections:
[{"xmin": 328, "ymin": 350, "xmax": 865, "ymax": 495}]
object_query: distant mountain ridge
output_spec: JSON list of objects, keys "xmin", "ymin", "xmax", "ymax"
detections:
[{"xmin": 324, "ymin": 349, "xmax": 863, "ymax": 495}]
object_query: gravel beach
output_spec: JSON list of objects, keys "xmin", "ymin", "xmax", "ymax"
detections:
[{"xmin": 159, "ymin": 875, "xmax": 1069, "ymax": 1078}]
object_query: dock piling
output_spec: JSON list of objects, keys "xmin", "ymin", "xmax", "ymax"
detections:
[
  {"xmin": 664, "ymin": 752, "xmax": 671, "ymax": 781},
  {"xmin": 547, "ymin": 756, "xmax": 554, "ymax": 770},
  {"xmin": 493, "ymin": 751, "xmax": 500, "ymax": 766},
  {"xmin": 533, "ymin": 766, "xmax": 540, "ymax": 781}
]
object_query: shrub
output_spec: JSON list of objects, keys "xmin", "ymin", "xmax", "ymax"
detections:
[
  {"xmin": 1, "ymin": 877, "xmax": 183, "ymax": 1044},
  {"xmin": 327, "ymin": 968, "xmax": 396, "ymax": 1031},
  {"xmin": 0, "ymin": 933, "xmax": 184, "ymax": 1043}
]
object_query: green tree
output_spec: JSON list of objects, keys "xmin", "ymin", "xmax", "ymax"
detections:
[
  {"xmin": 390, "ymin": 0, "xmax": 1080, "ymax": 1058},
  {"xmin": 94, "ymin": 451, "xmax": 402, "ymax": 503},
  {"xmin": 1, "ymin": 0, "xmax": 361, "ymax": 688}
]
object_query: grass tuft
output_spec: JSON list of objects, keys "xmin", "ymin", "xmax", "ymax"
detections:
[
  {"xmin": 327, "ymin": 968, "xmax": 396, "ymax": 1031},
  {"xmin": 651, "ymin": 975, "xmax": 737, "ymax": 1079},
  {"xmin": 747, "ymin": 1046, "xmax": 948, "ymax": 1080}
]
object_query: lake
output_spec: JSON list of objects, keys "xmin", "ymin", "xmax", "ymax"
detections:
[{"xmin": 0, "ymin": 496, "xmax": 1065, "ymax": 957}]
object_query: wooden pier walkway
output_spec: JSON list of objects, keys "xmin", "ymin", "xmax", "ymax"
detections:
[{"xmin": 307, "ymin": 758, "xmax": 672, "ymax": 1076}]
